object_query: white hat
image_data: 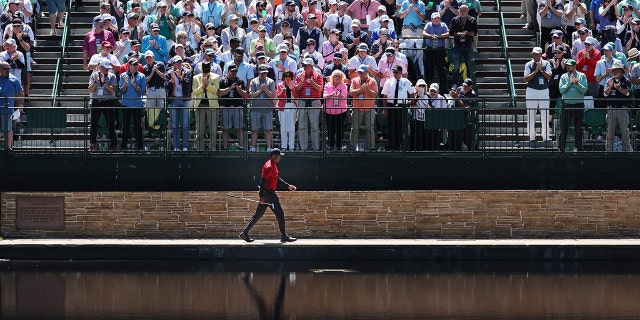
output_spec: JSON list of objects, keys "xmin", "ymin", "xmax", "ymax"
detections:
[
  {"xmin": 144, "ymin": 50, "xmax": 155, "ymax": 58},
  {"xmin": 302, "ymin": 58, "xmax": 314, "ymax": 65},
  {"xmin": 532, "ymin": 47, "xmax": 543, "ymax": 54},
  {"xmin": 429, "ymin": 83, "xmax": 439, "ymax": 92},
  {"xmin": 416, "ymin": 79, "xmax": 427, "ymax": 87},
  {"xmin": 4, "ymin": 38, "xmax": 16, "ymax": 46},
  {"xmin": 99, "ymin": 58, "xmax": 112, "ymax": 69}
]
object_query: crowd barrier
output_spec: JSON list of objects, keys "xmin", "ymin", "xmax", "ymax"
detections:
[{"xmin": 2, "ymin": 96, "xmax": 640, "ymax": 156}]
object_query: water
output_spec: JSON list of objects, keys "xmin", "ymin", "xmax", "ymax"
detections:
[{"xmin": 2, "ymin": 261, "xmax": 640, "ymax": 319}]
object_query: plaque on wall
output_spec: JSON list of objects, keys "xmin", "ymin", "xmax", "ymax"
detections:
[{"xmin": 16, "ymin": 196, "xmax": 65, "ymax": 230}]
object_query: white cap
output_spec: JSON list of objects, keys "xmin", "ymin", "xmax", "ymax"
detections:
[
  {"xmin": 429, "ymin": 83, "xmax": 439, "ymax": 92},
  {"xmin": 99, "ymin": 58, "xmax": 112, "ymax": 68}
]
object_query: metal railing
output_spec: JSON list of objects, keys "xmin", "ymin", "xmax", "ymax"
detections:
[{"xmin": 4, "ymin": 96, "xmax": 640, "ymax": 157}]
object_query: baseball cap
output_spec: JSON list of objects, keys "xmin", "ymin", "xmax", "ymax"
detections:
[
  {"xmin": 575, "ymin": 17, "xmax": 586, "ymax": 25},
  {"xmin": 632, "ymin": 18, "xmax": 640, "ymax": 24},
  {"xmin": 234, "ymin": 47, "xmax": 245, "ymax": 55},
  {"xmin": 228, "ymin": 64, "xmax": 238, "ymax": 72},
  {"xmin": 392, "ymin": 64, "xmax": 403, "ymax": 72},
  {"xmin": 429, "ymin": 83, "xmax": 439, "ymax": 92},
  {"xmin": 380, "ymin": 14, "xmax": 390, "ymax": 22},
  {"xmin": 128, "ymin": 58, "xmax": 139, "ymax": 65},
  {"xmin": 258, "ymin": 64, "xmax": 269, "ymax": 73},
  {"xmin": 101, "ymin": 40, "xmax": 112, "ymax": 48},
  {"xmin": 229, "ymin": 14, "xmax": 239, "ymax": 21},
  {"xmin": 157, "ymin": 1, "xmax": 166, "ymax": 6},
  {"xmin": 144, "ymin": 50, "xmax": 155, "ymax": 57},
  {"xmin": 250, "ymin": 17, "xmax": 259, "ymax": 23},
  {"xmin": 584, "ymin": 38, "xmax": 593, "ymax": 44},
  {"xmin": 171, "ymin": 56, "xmax": 183, "ymax": 63},
  {"xmin": 93, "ymin": 16, "xmax": 104, "ymax": 23},
  {"xmin": 351, "ymin": 19, "xmax": 361, "ymax": 27},
  {"xmin": 230, "ymin": 37, "xmax": 241, "ymax": 43},
  {"xmin": 175, "ymin": 43, "xmax": 184, "ymax": 48},
  {"xmin": 333, "ymin": 52, "xmax": 342, "ymax": 59},
  {"xmin": 281, "ymin": 19, "xmax": 290, "ymax": 26},
  {"xmin": 307, "ymin": 13, "xmax": 317, "ymax": 19},
  {"xmin": 4, "ymin": 38, "xmax": 16, "ymax": 46},
  {"xmin": 378, "ymin": 5, "xmax": 386, "ymax": 11},
  {"xmin": 578, "ymin": 26, "xmax": 589, "ymax": 33},
  {"xmin": 99, "ymin": 58, "xmax": 112, "ymax": 68},
  {"xmin": 302, "ymin": 58, "xmax": 314, "ymax": 65},
  {"xmin": 462, "ymin": 78, "xmax": 474, "ymax": 86},
  {"xmin": 416, "ymin": 79, "xmax": 427, "ymax": 87},
  {"xmin": 120, "ymin": 27, "xmax": 130, "ymax": 33},
  {"xmin": 612, "ymin": 61, "xmax": 625, "ymax": 70},
  {"xmin": 565, "ymin": 59, "xmax": 576, "ymax": 66},
  {"xmin": 278, "ymin": 45, "xmax": 288, "ymax": 53},
  {"xmin": 130, "ymin": 39, "xmax": 140, "ymax": 46},
  {"xmin": 358, "ymin": 43, "xmax": 369, "ymax": 51},
  {"xmin": 532, "ymin": 47, "xmax": 543, "ymax": 54},
  {"xmin": 256, "ymin": 51, "xmax": 266, "ymax": 58},
  {"xmin": 258, "ymin": 25, "xmax": 267, "ymax": 31},
  {"xmin": 150, "ymin": 23, "xmax": 160, "ymax": 30},
  {"xmin": 204, "ymin": 48, "xmax": 215, "ymax": 55},
  {"xmin": 127, "ymin": 12, "xmax": 139, "ymax": 19},
  {"xmin": 357, "ymin": 64, "xmax": 368, "ymax": 73},
  {"xmin": 330, "ymin": 28, "xmax": 342, "ymax": 35},
  {"xmin": 286, "ymin": 0, "xmax": 295, "ymax": 5},
  {"xmin": 431, "ymin": 12, "xmax": 441, "ymax": 19},
  {"xmin": 603, "ymin": 43, "xmax": 614, "ymax": 51},
  {"xmin": 552, "ymin": 32, "xmax": 562, "ymax": 38},
  {"xmin": 306, "ymin": 38, "xmax": 316, "ymax": 45}
]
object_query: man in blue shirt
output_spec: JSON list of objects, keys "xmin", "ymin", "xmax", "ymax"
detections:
[
  {"xmin": 423, "ymin": 12, "xmax": 449, "ymax": 91},
  {"xmin": 141, "ymin": 23, "xmax": 169, "ymax": 64},
  {"xmin": 399, "ymin": 0, "xmax": 426, "ymax": 37},
  {"xmin": 201, "ymin": 0, "xmax": 224, "ymax": 32},
  {"xmin": 119, "ymin": 58, "xmax": 147, "ymax": 150},
  {"xmin": 0, "ymin": 60, "xmax": 22, "ymax": 151}
]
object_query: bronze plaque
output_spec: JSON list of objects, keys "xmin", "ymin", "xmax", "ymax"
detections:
[{"xmin": 16, "ymin": 196, "xmax": 65, "ymax": 230}]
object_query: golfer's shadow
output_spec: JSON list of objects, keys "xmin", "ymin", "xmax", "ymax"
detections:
[{"xmin": 241, "ymin": 272, "xmax": 290, "ymax": 320}]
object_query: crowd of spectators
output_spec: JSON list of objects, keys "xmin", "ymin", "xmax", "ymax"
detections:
[
  {"xmin": 523, "ymin": 0, "xmax": 640, "ymax": 151},
  {"xmin": 81, "ymin": 0, "xmax": 480, "ymax": 152}
]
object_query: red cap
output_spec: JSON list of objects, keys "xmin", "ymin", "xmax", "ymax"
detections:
[{"xmin": 101, "ymin": 40, "xmax": 112, "ymax": 48}]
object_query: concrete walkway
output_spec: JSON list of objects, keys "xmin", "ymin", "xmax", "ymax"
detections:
[{"xmin": 2, "ymin": 238, "xmax": 640, "ymax": 261}]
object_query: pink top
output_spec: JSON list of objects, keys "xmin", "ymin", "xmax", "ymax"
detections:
[
  {"xmin": 322, "ymin": 40, "xmax": 344, "ymax": 63},
  {"xmin": 347, "ymin": 0, "xmax": 381, "ymax": 29},
  {"xmin": 323, "ymin": 82, "xmax": 348, "ymax": 114}
]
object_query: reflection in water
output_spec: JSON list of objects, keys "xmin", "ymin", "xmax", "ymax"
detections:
[{"xmin": 1, "ymin": 262, "xmax": 640, "ymax": 319}]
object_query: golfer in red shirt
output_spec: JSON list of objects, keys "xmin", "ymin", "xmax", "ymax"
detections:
[{"xmin": 240, "ymin": 148, "xmax": 298, "ymax": 243}]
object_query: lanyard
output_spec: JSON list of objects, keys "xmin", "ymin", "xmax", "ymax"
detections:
[{"xmin": 359, "ymin": 0, "xmax": 371, "ymax": 21}]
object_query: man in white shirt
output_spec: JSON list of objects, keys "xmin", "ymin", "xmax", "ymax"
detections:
[{"xmin": 381, "ymin": 64, "xmax": 415, "ymax": 151}]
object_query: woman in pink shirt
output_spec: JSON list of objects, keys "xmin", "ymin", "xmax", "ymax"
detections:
[
  {"xmin": 276, "ymin": 70, "xmax": 298, "ymax": 151},
  {"xmin": 323, "ymin": 70, "xmax": 349, "ymax": 151}
]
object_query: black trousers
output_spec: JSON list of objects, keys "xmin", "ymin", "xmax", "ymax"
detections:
[
  {"xmin": 121, "ymin": 108, "xmax": 144, "ymax": 150},
  {"xmin": 560, "ymin": 103, "xmax": 585, "ymax": 151},
  {"xmin": 326, "ymin": 112, "xmax": 345, "ymax": 150},
  {"xmin": 386, "ymin": 105, "xmax": 406, "ymax": 151},
  {"xmin": 242, "ymin": 189, "xmax": 286, "ymax": 236},
  {"xmin": 425, "ymin": 47, "xmax": 447, "ymax": 91},
  {"xmin": 409, "ymin": 119, "xmax": 425, "ymax": 151},
  {"xmin": 90, "ymin": 99, "xmax": 116, "ymax": 147}
]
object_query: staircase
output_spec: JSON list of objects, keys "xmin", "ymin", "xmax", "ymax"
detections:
[{"xmin": 475, "ymin": 0, "xmax": 552, "ymax": 150}]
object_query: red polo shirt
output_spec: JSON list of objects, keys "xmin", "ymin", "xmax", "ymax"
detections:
[{"xmin": 261, "ymin": 159, "xmax": 279, "ymax": 190}]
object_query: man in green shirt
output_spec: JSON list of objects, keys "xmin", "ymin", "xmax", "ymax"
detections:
[
  {"xmin": 147, "ymin": 1, "xmax": 176, "ymax": 45},
  {"xmin": 558, "ymin": 58, "xmax": 588, "ymax": 151}
]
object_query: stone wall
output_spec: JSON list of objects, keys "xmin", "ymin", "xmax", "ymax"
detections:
[{"xmin": 2, "ymin": 191, "xmax": 640, "ymax": 238}]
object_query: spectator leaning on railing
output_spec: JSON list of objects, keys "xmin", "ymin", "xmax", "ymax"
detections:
[
  {"xmin": 87, "ymin": 58, "xmax": 117, "ymax": 152},
  {"xmin": 558, "ymin": 59, "xmax": 588, "ymax": 152},
  {"xmin": 165, "ymin": 55, "xmax": 192, "ymax": 151},
  {"xmin": 603, "ymin": 61, "xmax": 632, "ymax": 151},
  {"xmin": 192, "ymin": 61, "xmax": 219, "ymax": 151},
  {"xmin": 119, "ymin": 58, "xmax": 146, "ymax": 151},
  {"xmin": 349, "ymin": 64, "xmax": 377, "ymax": 151}
]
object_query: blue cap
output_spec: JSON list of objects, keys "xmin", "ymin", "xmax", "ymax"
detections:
[{"xmin": 357, "ymin": 64, "xmax": 368, "ymax": 73}]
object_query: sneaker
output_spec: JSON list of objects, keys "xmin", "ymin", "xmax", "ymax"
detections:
[
  {"xmin": 522, "ymin": 23, "xmax": 530, "ymax": 29},
  {"xmin": 182, "ymin": 147, "xmax": 188, "ymax": 151},
  {"xmin": 49, "ymin": 30, "xmax": 56, "ymax": 36},
  {"xmin": 249, "ymin": 147, "xmax": 256, "ymax": 152},
  {"xmin": 520, "ymin": 14, "xmax": 526, "ymax": 19},
  {"xmin": 173, "ymin": 148, "xmax": 179, "ymax": 151},
  {"xmin": 266, "ymin": 147, "xmax": 272, "ymax": 152},
  {"xmin": 88, "ymin": 145, "xmax": 95, "ymax": 152}
]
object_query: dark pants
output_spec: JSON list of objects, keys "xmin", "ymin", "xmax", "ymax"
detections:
[
  {"xmin": 386, "ymin": 105, "xmax": 405, "ymax": 151},
  {"xmin": 121, "ymin": 108, "xmax": 144, "ymax": 150},
  {"xmin": 425, "ymin": 47, "xmax": 447, "ymax": 91},
  {"xmin": 242, "ymin": 190, "xmax": 286, "ymax": 236},
  {"xmin": 326, "ymin": 112, "xmax": 345, "ymax": 151},
  {"xmin": 560, "ymin": 103, "xmax": 585, "ymax": 151},
  {"xmin": 90, "ymin": 99, "xmax": 116, "ymax": 147},
  {"xmin": 409, "ymin": 119, "xmax": 425, "ymax": 151},
  {"xmin": 425, "ymin": 129, "xmax": 442, "ymax": 150}
]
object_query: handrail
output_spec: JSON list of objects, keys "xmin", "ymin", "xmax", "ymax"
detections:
[
  {"xmin": 494, "ymin": 0, "xmax": 519, "ymax": 146},
  {"xmin": 51, "ymin": 0, "xmax": 72, "ymax": 106}
]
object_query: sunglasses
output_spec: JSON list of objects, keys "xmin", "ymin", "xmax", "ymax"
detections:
[
  {"xmin": 585, "ymin": 43, "xmax": 593, "ymax": 46},
  {"xmin": 0, "ymin": 67, "xmax": 10, "ymax": 70},
  {"xmin": 206, "ymin": 27, "xmax": 215, "ymax": 30},
  {"xmin": 392, "ymin": 70, "xmax": 400, "ymax": 73}
]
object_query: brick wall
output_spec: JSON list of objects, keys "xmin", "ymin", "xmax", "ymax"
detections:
[{"xmin": 2, "ymin": 191, "xmax": 640, "ymax": 238}]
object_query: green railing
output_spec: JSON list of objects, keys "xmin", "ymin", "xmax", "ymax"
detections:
[
  {"xmin": 495, "ymin": 0, "xmax": 519, "ymax": 147},
  {"xmin": 51, "ymin": 0, "xmax": 72, "ymax": 105}
]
